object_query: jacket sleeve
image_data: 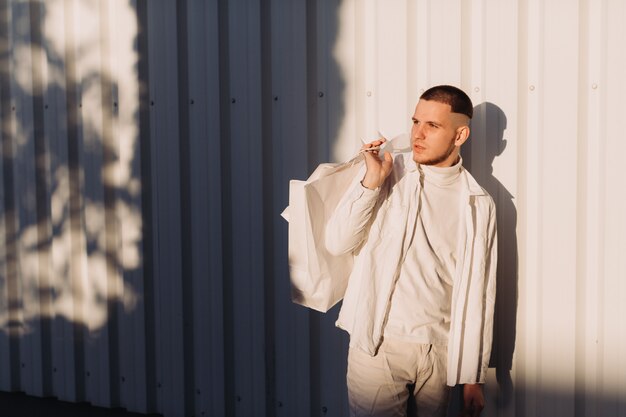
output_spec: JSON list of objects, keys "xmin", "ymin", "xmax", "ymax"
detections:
[
  {"xmin": 467, "ymin": 197, "xmax": 499, "ymax": 385},
  {"xmin": 478, "ymin": 197, "xmax": 498, "ymax": 382},
  {"xmin": 325, "ymin": 178, "xmax": 381, "ymax": 256},
  {"xmin": 449, "ymin": 194, "xmax": 498, "ymax": 386}
]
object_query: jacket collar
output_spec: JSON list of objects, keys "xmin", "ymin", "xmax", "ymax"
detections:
[{"xmin": 464, "ymin": 170, "xmax": 488, "ymax": 196}]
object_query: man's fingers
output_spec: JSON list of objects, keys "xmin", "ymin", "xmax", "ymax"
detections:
[{"xmin": 360, "ymin": 138, "xmax": 386, "ymax": 151}]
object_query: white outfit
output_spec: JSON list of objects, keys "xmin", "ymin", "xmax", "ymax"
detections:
[
  {"xmin": 384, "ymin": 160, "xmax": 463, "ymax": 346},
  {"xmin": 347, "ymin": 339, "xmax": 449, "ymax": 417},
  {"xmin": 325, "ymin": 151, "xmax": 497, "ymax": 386}
]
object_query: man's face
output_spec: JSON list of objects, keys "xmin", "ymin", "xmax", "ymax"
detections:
[{"xmin": 411, "ymin": 99, "xmax": 469, "ymax": 167}]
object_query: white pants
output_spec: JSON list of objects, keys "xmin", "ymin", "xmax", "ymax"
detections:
[{"xmin": 347, "ymin": 339, "xmax": 450, "ymax": 417}]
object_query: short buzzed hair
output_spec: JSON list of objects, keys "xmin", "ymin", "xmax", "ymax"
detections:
[{"xmin": 420, "ymin": 85, "xmax": 473, "ymax": 119}]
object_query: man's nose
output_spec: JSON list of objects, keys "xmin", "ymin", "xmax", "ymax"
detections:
[{"xmin": 412, "ymin": 124, "xmax": 424, "ymax": 140}]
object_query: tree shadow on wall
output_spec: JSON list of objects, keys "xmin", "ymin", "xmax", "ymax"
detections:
[{"xmin": 0, "ymin": 0, "xmax": 146, "ymax": 410}]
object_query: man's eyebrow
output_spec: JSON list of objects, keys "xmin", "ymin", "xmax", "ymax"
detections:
[{"xmin": 412, "ymin": 117, "xmax": 443, "ymax": 126}]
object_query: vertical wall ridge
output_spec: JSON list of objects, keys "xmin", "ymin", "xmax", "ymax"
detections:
[
  {"xmin": 260, "ymin": 0, "xmax": 276, "ymax": 416},
  {"xmin": 216, "ymin": 0, "xmax": 234, "ymax": 416},
  {"xmin": 136, "ymin": 0, "xmax": 157, "ymax": 411},
  {"xmin": 97, "ymin": 0, "xmax": 121, "ymax": 407},
  {"xmin": 62, "ymin": 0, "xmax": 85, "ymax": 402},
  {"xmin": 174, "ymin": 1, "xmax": 196, "ymax": 416},
  {"xmin": 0, "ymin": 0, "xmax": 21, "ymax": 393}
]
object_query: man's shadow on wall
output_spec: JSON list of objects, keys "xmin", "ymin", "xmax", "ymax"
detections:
[{"xmin": 463, "ymin": 102, "xmax": 518, "ymax": 410}]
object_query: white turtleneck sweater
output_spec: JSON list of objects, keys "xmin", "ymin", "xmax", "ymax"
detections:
[{"xmin": 383, "ymin": 158, "xmax": 464, "ymax": 345}]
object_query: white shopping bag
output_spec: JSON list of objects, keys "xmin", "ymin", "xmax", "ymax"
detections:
[{"xmin": 282, "ymin": 155, "xmax": 365, "ymax": 312}]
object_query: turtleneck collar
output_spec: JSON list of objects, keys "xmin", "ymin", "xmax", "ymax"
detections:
[{"xmin": 418, "ymin": 156, "xmax": 463, "ymax": 186}]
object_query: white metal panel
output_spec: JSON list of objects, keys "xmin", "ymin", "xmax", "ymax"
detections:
[
  {"xmin": 375, "ymin": 0, "xmax": 408, "ymax": 137},
  {"xmin": 328, "ymin": 0, "xmax": 357, "ymax": 162},
  {"xmin": 426, "ymin": 0, "xmax": 463, "ymax": 87},
  {"xmin": 601, "ymin": 1, "xmax": 626, "ymax": 415},
  {"xmin": 578, "ymin": 1, "xmax": 603, "ymax": 416},
  {"xmin": 537, "ymin": 2, "xmax": 579, "ymax": 415},
  {"xmin": 357, "ymin": 0, "xmax": 377, "ymax": 142}
]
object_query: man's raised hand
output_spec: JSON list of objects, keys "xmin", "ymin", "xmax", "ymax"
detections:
[{"xmin": 360, "ymin": 138, "xmax": 394, "ymax": 189}]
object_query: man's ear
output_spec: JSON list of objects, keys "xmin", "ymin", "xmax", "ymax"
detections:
[{"xmin": 455, "ymin": 125, "xmax": 470, "ymax": 146}]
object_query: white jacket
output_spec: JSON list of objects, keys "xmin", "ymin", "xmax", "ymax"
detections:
[{"xmin": 326, "ymin": 152, "xmax": 497, "ymax": 386}]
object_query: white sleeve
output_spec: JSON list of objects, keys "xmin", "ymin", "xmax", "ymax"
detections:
[{"xmin": 325, "ymin": 180, "xmax": 380, "ymax": 256}]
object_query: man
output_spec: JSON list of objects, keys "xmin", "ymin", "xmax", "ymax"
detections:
[{"xmin": 326, "ymin": 85, "xmax": 497, "ymax": 417}]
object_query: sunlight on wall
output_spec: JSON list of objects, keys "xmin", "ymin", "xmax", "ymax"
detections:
[
  {"xmin": 330, "ymin": 0, "xmax": 412, "ymax": 162},
  {"xmin": 331, "ymin": 0, "xmax": 357, "ymax": 162}
]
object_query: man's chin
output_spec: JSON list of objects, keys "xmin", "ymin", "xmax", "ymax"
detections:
[
  {"xmin": 413, "ymin": 153, "xmax": 434, "ymax": 165},
  {"xmin": 413, "ymin": 154, "xmax": 450, "ymax": 167}
]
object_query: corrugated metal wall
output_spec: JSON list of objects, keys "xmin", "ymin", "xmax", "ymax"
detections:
[{"xmin": 1, "ymin": 1, "xmax": 625, "ymax": 416}]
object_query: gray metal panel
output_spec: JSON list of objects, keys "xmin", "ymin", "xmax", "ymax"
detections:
[
  {"xmin": 76, "ymin": 0, "xmax": 111, "ymax": 406},
  {"xmin": 186, "ymin": 0, "xmax": 226, "ymax": 415},
  {"xmin": 107, "ymin": 0, "xmax": 148, "ymax": 411},
  {"xmin": 270, "ymin": 0, "xmax": 313, "ymax": 416},
  {"xmin": 0, "ymin": 0, "xmax": 12, "ymax": 393},
  {"xmin": 225, "ymin": 0, "xmax": 267, "ymax": 415},
  {"xmin": 79, "ymin": 100, "xmax": 112, "ymax": 402},
  {"xmin": 41, "ymin": 0, "xmax": 78, "ymax": 403},
  {"xmin": 11, "ymin": 0, "xmax": 45, "ymax": 397},
  {"xmin": 0, "ymin": 116, "xmax": 7, "ymax": 390},
  {"xmin": 146, "ymin": 0, "xmax": 185, "ymax": 415}
]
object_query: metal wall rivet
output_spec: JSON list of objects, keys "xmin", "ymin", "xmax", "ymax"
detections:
[
  {"xmin": 190, "ymin": 99, "xmax": 194, "ymax": 104},
  {"xmin": 366, "ymin": 91, "xmax": 372, "ymax": 97},
  {"xmin": 231, "ymin": 98, "xmax": 236, "ymax": 103},
  {"xmin": 592, "ymin": 83, "xmax": 598, "ymax": 89},
  {"xmin": 529, "ymin": 85, "xmax": 535, "ymax": 91},
  {"xmin": 274, "ymin": 96, "xmax": 278, "ymax": 101},
  {"xmin": 318, "ymin": 92, "xmax": 324, "ymax": 98},
  {"xmin": 474, "ymin": 87, "xmax": 480, "ymax": 92},
  {"xmin": 322, "ymin": 406, "xmax": 328, "ymax": 413}
]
